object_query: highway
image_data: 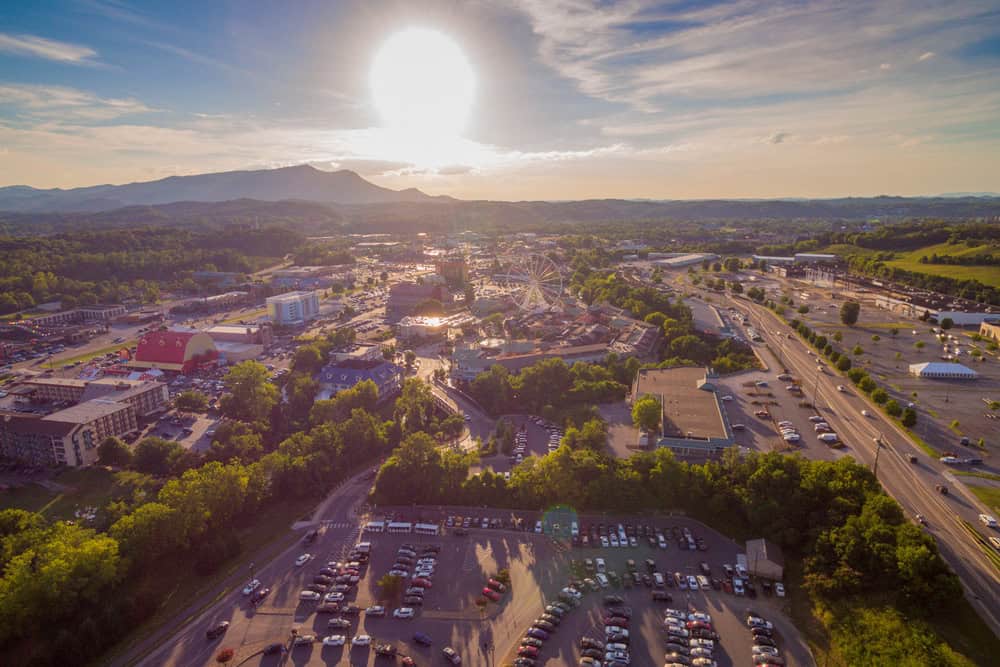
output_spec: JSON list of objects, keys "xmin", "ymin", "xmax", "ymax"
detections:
[{"xmin": 731, "ymin": 294, "xmax": 1000, "ymax": 636}]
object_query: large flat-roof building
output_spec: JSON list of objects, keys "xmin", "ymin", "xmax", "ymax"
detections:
[
  {"xmin": 24, "ymin": 377, "xmax": 169, "ymax": 417},
  {"xmin": 266, "ymin": 290, "xmax": 320, "ymax": 325},
  {"xmin": 386, "ymin": 283, "xmax": 451, "ymax": 322},
  {"xmin": 131, "ymin": 330, "xmax": 217, "ymax": 373},
  {"xmin": 908, "ymin": 362, "xmax": 978, "ymax": 380},
  {"xmin": 631, "ymin": 366, "xmax": 734, "ymax": 457}
]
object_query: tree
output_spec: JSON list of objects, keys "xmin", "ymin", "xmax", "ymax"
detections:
[
  {"xmin": 939, "ymin": 317, "xmax": 953, "ymax": 330},
  {"xmin": 97, "ymin": 436, "xmax": 132, "ymax": 467},
  {"xmin": 901, "ymin": 407, "xmax": 917, "ymax": 427},
  {"xmin": 889, "ymin": 327, "xmax": 899, "ymax": 337},
  {"xmin": 729, "ymin": 281, "xmax": 743, "ymax": 294},
  {"xmin": 291, "ymin": 344, "xmax": 326, "ymax": 374},
  {"xmin": 632, "ymin": 395, "xmax": 662, "ymax": 433},
  {"xmin": 915, "ymin": 341, "xmax": 926, "ymax": 349},
  {"xmin": 174, "ymin": 390, "xmax": 208, "ymax": 413},
  {"xmin": 853, "ymin": 344, "xmax": 864, "ymax": 356},
  {"xmin": 412, "ymin": 298, "xmax": 444, "ymax": 316},
  {"xmin": 561, "ymin": 418, "xmax": 608, "ymax": 451},
  {"xmin": 871, "ymin": 334, "xmax": 881, "ymax": 343},
  {"xmin": 404, "ymin": 350, "xmax": 417, "ymax": 370},
  {"xmin": 219, "ymin": 361, "xmax": 279, "ymax": 423},
  {"xmin": 840, "ymin": 301, "xmax": 861, "ymax": 326},
  {"xmin": 871, "ymin": 388, "xmax": 889, "ymax": 404},
  {"xmin": 797, "ymin": 305, "xmax": 809, "ymax": 314},
  {"xmin": 133, "ymin": 437, "xmax": 187, "ymax": 476},
  {"xmin": 833, "ymin": 331, "xmax": 843, "ymax": 342},
  {"xmin": 310, "ymin": 379, "xmax": 379, "ymax": 425},
  {"xmin": 377, "ymin": 573, "xmax": 404, "ymax": 601},
  {"xmin": 836, "ymin": 357, "xmax": 851, "ymax": 372},
  {"xmin": 885, "ymin": 400, "xmax": 902, "ymax": 417}
]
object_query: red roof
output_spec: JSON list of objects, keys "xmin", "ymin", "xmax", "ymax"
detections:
[{"xmin": 135, "ymin": 330, "xmax": 196, "ymax": 364}]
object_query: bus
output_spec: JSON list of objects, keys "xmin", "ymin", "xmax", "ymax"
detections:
[
  {"xmin": 363, "ymin": 521, "xmax": 385, "ymax": 534},
  {"xmin": 413, "ymin": 523, "xmax": 440, "ymax": 536},
  {"xmin": 386, "ymin": 521, "xmax": 413, "ymax": 534}
]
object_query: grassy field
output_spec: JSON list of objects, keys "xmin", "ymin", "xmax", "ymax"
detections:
[
  {"xmin": 50, "ymin": 339, "xmax": 137, "ymax": 367},
  {"xmin": 0, "ymin": 467, "xmax": 119, "ymax": 521},
  {"xmin": 883, "ymin": 242, "xmax": 1000, "ymax": 287},
  {"xmin": 968, "ymin": 484, "xmax": 1000, "ymax": 513}
]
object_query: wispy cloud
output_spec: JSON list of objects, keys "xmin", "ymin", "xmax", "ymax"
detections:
[
  {"xmin": 0, "ymin": 83, "xmax": 156, "ymax": 120},
  {"xmin": 919, "ymin": 51, "xmax": 936, "ymax": 61},
  {"xmin": 0, "ymin": 32, "xmax": 98, "ymax": 65}
]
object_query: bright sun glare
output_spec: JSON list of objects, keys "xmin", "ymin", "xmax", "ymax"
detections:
[{"xmin": 371, "ymin": 28, "xmax": 475, "ymax": 140}]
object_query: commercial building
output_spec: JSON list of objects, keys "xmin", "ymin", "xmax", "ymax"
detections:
[
  {"xmin": 329, "ymin": 344, "xmax": 384, "ymax": 364},
  {"xmin": 651, "ymin": 253, "xmax": 720, "ymax": 269},
  {"xmin": 908, "ymin": 362, "xmax": 979, "ymax": 380},
  {"xmin": 22, "ymin": 377, "xmax": 169, "ymax": 416},
  {"xmin": 272, "ymin": 266, "xmax": 355, "ymax": 290},
  {"xmin": 396, "ymin": 313, "xmax": 476, "ymax": 342},
  {"xmin": 434, "ymin": 256, "xmax": 468, "ymax": 285},
  {"xmin": 316, "ymin": 359, "xmax": 403, "ymax": 402},
  {"xmin": 745, "ymin": 538, "xmax": 785, "ymax": 580},
  {"xmin": 266, "ymin": 290, "xmax": 320, "ymax": 325},
  {"xmin": 631, "ymin": 367, "xmax": 734, "ymax": 457},
  {"xmin": 386, "ymin": 283, "xmax": 452, "ymax": 322},
  {"xmin": 205, "ymin": 323, "xmax": 274, "ymax": 346},
  {"xmin": 131, "ymin": 330, "xmax": 218, "ymax": 373},
  {"xmin": 450, "ymin": 340, "xmax": 611, "ymax": 382},
  {"xmin": 25, "ymin": 304, "xmax": 127, "ymax": 327},
  {"xmin": 981, "ymin": 321, "xmax": 1000, "ymax": 343}
]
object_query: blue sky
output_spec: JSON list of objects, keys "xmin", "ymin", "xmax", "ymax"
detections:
[{"xmin": 1, "ymin": 0, "xmax": 999, "ymax": 199}]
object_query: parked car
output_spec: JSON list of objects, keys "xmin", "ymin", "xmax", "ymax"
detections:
[{"xmin": 205, "ymin": 621, "xmax": 229, "ymax": 640}]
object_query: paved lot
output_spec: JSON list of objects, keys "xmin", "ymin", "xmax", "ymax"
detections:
[{"xmin": 234, "ymin": 509, "xmax": 813, "ymax": 667}]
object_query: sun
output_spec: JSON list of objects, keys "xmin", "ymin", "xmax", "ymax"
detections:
[{"xmin": 370, "ymin": 28, "xmax": 475, "ymax": 140}]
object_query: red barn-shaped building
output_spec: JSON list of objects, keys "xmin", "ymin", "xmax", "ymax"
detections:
[{"xmin": 131, "ymin": 330, "xmax": 217, "ymax": 373}]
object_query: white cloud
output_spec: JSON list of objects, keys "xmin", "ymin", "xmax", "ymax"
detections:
[
  {"xmin": 880, "ymin": 62, "xmax": 893, "ymax": 70},
  {"xmin": 0, "ymin": 84, "xmax": 156, "ymax": 120},
  {"xmin": 919, "ymin": 51, "xmax": 936, "ymax": 61},
  {"xmin": 0, "ymin": 33, "xmax": 98, "ymax": 65}
]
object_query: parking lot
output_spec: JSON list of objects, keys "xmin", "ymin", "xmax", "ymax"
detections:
[{"xmin": 240, "ymin": 508, "xmax": 812, "ymax": 667}]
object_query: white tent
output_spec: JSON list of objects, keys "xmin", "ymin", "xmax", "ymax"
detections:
[{"xmin": 908, "ymin": 362, "xmax": 978, "ymax": 380}]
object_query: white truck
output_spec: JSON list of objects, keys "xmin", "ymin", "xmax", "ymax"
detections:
[{"xmin": 736, "ymin": 553, "xmax": 749, "ymax": 578}]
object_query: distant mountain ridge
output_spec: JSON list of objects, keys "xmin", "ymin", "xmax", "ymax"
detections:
[{"xmin": 0, "ymin": 164, "xmax": 443, "ymax": 212}]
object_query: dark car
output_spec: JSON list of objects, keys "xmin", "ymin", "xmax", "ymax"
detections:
[
  {"xmin": 533, "ymin": 619, "xmax": 555, "ymax": 632},
  {"xmin": 603, "ymin": 594, "xmax": 625, "ymax": 606},
  {"xmin": 652, "ymin": 590, "xmax": 673, "ymax": 601},
  {"xmin": 752, "ymin": 626, "xmax": 774, "ymax": 638},
  {"xmin": 375, "ymin": 644, "xmax": 397, "ymax": 656},
  {"xmin": 580, "ymin": 637, "xmax": 605, "ymax": 650},
  {"xmin": 664, "ymin": 643, "xmax": 690, "ymax": 655},
  {"xmin": 316, "ymin": 602, "xmax": 340, "ymax": 614},
  {"xmin": 341, "ymin": 604, "xmax": 361, "ymax": 615},
  {"xmin": 404, "ymin": 596, "xmax": 424, "ymax": 606},
  {"xmin": 251, "ymin": 587, "xmax": 271, "ymax": 604},
  {"xmin": 413, "ymin": 631, "xmax": 433, "ymax": 646},
  {"xmin": 205, "ymin": 621, "xmax": 229, "ymax": 640},
  {"xmin": 753, "ymin": 635, "xmax": 777, "ymax": 647}
]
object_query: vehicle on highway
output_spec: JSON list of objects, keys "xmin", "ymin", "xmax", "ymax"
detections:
[
  {"xmin": 979, "ymin": 514, "xmax": 998, "ymax": 529},
  {"xmin": 251, "ymin": 586, "xmax": 270, "ymax": 604},
  {"xmin": 241, "ymin": 579, "xmax": 261, "ymax": 595},
  {"xmin": 295, "ymin": 553, "xmax": 312, "ymax": 566},
  {"xmin": 205, "ymin": 621, "xmax": 229, "ymax": 640},
  {"xmin": 939, "ymin": 456, "xmax": 960, "ymax": 465}
]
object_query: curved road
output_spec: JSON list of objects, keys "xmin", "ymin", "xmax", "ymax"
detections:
[
  {"xmin": 734, "ymin": 294, "xmax": 1000, "ymax": 635},
  {"xmin": 118, "ymin": 469, "xmax": 376, "ymax": 667}
]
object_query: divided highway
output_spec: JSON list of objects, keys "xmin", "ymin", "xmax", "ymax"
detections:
[{"xmin": 735, "ymin": 295, "xmax": 1000, "ymax": 636}]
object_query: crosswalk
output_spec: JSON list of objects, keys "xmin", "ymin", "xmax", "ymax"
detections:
[{"xmin": 321, "ymin": 520, "xmax": 354, "ymax": 529}]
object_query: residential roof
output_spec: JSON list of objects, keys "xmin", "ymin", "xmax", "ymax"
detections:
[
  {"xmin": 318, "ymin": 360, "xmax": 402, "ymax": 387},
  {"xmin": 0, "ymin": 411, "xmax": 77, "ymax": 437}
]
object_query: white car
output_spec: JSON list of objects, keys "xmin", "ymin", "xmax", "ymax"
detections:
[
  {"xmin": 365, "ymin": 605, "xmax": 385, "ymax": 616},
  {"xmin": 535, "ymin": 521, "xmax": 543, "ymax": 533},
  {"xmin": 293, "ymin": 634, "xmax": 315, "ymax": 646},
  {"xmin": 720, "ymin": 395, "xmax": 734, "ymax": 401},
  {"xmin": 242, "ymin": 579, "xmax": 262, "ymax": 596},
  {"xmin": 939, "ymin": 456, "xmax": 960, "ymax": 465},
  {"xmin": 861, "ymin": 409, "xmax": 871, "ymax": 417},
  {"xmin": 775, "ymin": 582, "xmax": 785, "ymax": 597},
  {"xmin": 295, "ymin": 553, "xmax": 312, "ymax": 567},
  {"xmin": 323, "ymin": 635, "xmax": 346, "ymax": 647},
  {"xmin": 753, "ymin": 645, "xmax": 780, "ymax": 656},
  {"xmin": 605, "ymin": 626, "xmax": 628, "ymax": 638},
  {"xmin": 351, "ymin": 634, "xmax": 372, "ymax": 646},
  {"xmin": 979, "ymin": 514, "xmax": 998, "ymax": 528},
  {"xmin": 686, "ymin": 575, "xmax": 699, "ymax": 590},
  {"xmin": 324, "ymin": 592, "xmax": 345, "ymax": 603},
  {"xmin": 837, "ymin": 385, "xmax": 846, "ymax": 392},
  {"xmin": 393, "ymin": 607, "xmax": 415, "ymax": 619},
  {"xmin": 299, "ymin": 590, "xmax": 321, "ymax": 601}
]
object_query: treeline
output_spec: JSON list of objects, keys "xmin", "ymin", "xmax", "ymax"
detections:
[
  {"xmin": 373, "ymin": 441, "xmax": 958, "ymax": 613},
  {"xmin": 0, "ymin": 226, "xmax": 304, "ymax": 314},
  {"xmin": 919, "ymin": 251, "xmax": 1000, "ymax": 266},
  {"xmin": 0, "ymin": 363, "xmax": 427, "ymax": 665},
  {"xmin": 846, "ymin": 254, "xmax": 1000, "ymax": 306}
]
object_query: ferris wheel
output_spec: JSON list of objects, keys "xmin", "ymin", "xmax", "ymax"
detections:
[{"xmin": 498, "ymin": 253, "xmax": 564, "ymax": 311}]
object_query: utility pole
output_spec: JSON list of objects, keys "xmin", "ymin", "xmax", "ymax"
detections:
[{"xmin": 811, "ymin": 367, "xmax": 822, "ymax": 411}]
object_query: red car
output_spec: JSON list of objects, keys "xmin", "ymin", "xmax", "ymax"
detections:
[
  {"xmin": 482, "ymin": 588, "xmax": 501, "ymax": 602},
  {"xmin": 687, "ymin": 620, "xmax": 713, "ymax": 631},
  {"xmin": 401, "ymin": 659, "xmax": 415, "ymax": 667},
  {"xmin": 411, "ymin": 578, "xmax": 433, "ymax": 588},
  {"xmin": 604, "ymin": 616, "xmax": 628, "ymax": 626},
  {"xmin": 517, "ymin": 645, "xmax": 539, "ymax": 658}
]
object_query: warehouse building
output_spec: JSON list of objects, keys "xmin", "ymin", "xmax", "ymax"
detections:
[{"xmin": 131, "ymin": 330, "xmax": 217, "ymax": 373}]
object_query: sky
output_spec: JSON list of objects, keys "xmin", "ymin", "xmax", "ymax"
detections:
[{"xmin": 1, "ymin": 0, "xmax": 1000, "ymax": 200}]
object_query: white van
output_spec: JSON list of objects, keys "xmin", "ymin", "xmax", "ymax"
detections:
[
  {"xmin": 818, "ymin": 432, "xmax": 839, "ymax": 443},
  {"xmin": 652, "ymin": 572, "xmax": 665, "ymax": 588},
  {"xmin": 979, "ymin": 514, "xmax": 998, "ymax": 529},
  {"xmin": 595, "ymin": 573, "xmax": 610, "ymax": 588},
  {"xmin": 571, "ymin": 521, "xmax": 579, "ymax": 537},
  {"xmin": 595, "ymin": 557, "xmax": 607, "ymax": 573}
]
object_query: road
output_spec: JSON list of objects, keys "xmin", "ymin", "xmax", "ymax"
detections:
[
  {"xmin": 117, "ymin": 469, "xmax": 376, "ymax": 667},
  {"xmin": 730, "ymin": 293, "xmax": 1000, "ymax": 635}
]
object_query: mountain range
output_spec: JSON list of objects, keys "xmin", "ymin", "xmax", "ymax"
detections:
[
  {"xmin": 0, "ymin": 164, "xmax": 442, "ymax": 213},
  {"xmin": 1, "ymin": 165, "xmax": 999, "ymax": 229}
]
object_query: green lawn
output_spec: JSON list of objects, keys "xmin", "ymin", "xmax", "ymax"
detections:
[
  {"xmin": 51, "ymin": 339, "xmax": 137, "ymax": 367},
  {"xmin": 968, "ymin": 484, "xmax": 1000, "ymax": 513},
  {"xmin": 883, "ymin": 242, "xmax": 1000, "ymax": 287},
  {"xmin": 0, "ymin": 467, "xmax": 119, "ymax": 521}
]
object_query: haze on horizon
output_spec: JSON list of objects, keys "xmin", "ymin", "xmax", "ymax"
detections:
[{"xmin": 1, "ymin": 0, "xmax": 999, "ymax": 201}]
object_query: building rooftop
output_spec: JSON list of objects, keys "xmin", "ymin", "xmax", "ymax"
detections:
[
  {"xmin": 634, "ymin": 367, "xmax": 728, "ymax": 441},
  {"xmin": 41, "ymin": 399, "xmax": 129, "ymax": 424},
  {"xmin": 746, "ymin": 538, "xmax": 784, "ymax": 567},
  {"xmin": 0, "ymin": 411, "xmax": 76, "ymax": 436},
  {"xmin": 206, "ymin": 324, "xmax": 265, "ymax": 336}
]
